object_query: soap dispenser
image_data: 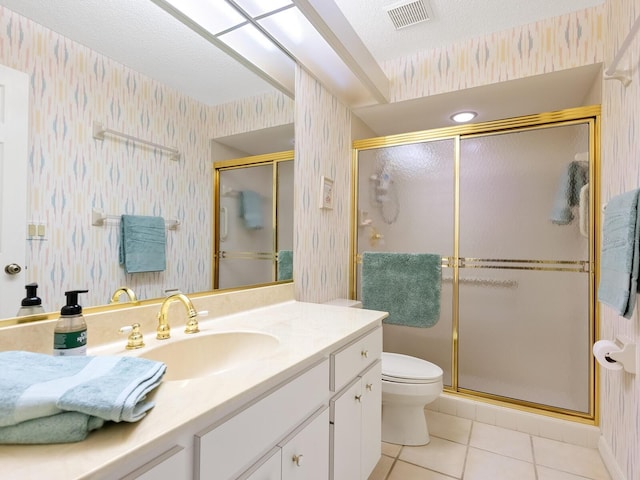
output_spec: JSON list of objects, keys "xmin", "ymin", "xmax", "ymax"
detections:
[
  {"xmin": 16, "ymin": 283, "xmax": 46, "ymax": 317},
  {"xmin": 53, "ymin": 290, "xmax": 89, "ymax": 356}
]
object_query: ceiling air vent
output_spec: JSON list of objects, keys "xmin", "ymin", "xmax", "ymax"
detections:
[{"xmin": 386, "ymin": 0, "xmax": 432, "ymax": 30}]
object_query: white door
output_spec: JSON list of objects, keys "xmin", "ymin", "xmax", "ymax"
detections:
[{"xmin": 0, "ymin": 64, "xmax": 29, "ymax": 318}]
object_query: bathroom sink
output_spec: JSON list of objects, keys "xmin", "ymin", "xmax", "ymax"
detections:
[{"xmin": 140, "ymin": 331, "xmax": 280, "ymax": 381}]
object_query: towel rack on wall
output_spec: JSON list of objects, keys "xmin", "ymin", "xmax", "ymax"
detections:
[
  {"xmin": 92, "ymin": 121, "xmax": 181, "ymax": 161},
  {"xmin": 91, "ymin": 208, "xmax": 180, "ymax": 230},
  {"xmin": 603, "ymin": 14, "xmax": 640, "ymax": 86}
]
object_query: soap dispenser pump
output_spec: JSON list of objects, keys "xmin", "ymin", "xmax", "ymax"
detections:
[
  {"xmin": 53, "ymin": 289, "xmax": 89, "ymax": 356},
  {"xmin": 16, "ymin": 283, "xmax": 46, "ymax": 317}
]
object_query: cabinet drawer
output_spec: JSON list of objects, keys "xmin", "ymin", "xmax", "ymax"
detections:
[
  {"xmin": 120, "ymin": 445, "xmax": 187, "ymax": 480},
  {"xmin": 237, "ymin": 447, "xmax": 281, "ymax": 480},
  {"xmin": 196, "ymin": 358, "xmax": 329, "ymax": 480},
  {"xmin": 330, "ymin": 327, "xmax": 382, "ymax": 392}
]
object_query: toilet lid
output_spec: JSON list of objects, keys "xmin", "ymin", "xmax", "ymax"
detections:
[{"xmin": 382, "ymin": 352, "xmax": 443, "ymax": 384}]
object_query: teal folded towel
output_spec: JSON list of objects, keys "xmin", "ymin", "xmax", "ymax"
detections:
[
  {"xmin": 361, "ymin": 252, "xmax": 442, "ymax": 327},
  {"xmin": 239, "ymin": 190, "xmax": 264, "ymax": 230},
  {"xmin": 0, "ymin": 412, "xmax": 104, "ymax": 444},
  {"xmin": 550, "ymin": 161, "xmax": 588, "ymax": 224},
  {"xmin": 0, "ymin": 351, "xmax": 166, "ymax": 429},
  {"xmin": 598, "ymin": 189, "xmax": 640, "ymax": 318},
  {"xmin": 119, "ymin": 214, "xmax": 166, "ymax": 273},
  {"xmin": 277, "ymin": 250, "xmax": 293, "ymax": 281}
]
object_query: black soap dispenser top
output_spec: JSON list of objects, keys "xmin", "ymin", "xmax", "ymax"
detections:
[
  {"xmin": 16, "ymin": 283, "xmax": 46, "ymax": 317},
  {"xmin": 61, "ymin": 289, "xmax": 89, "ymax": 316}
]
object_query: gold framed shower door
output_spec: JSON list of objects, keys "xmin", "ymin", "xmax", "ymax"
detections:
[{"xmin": 349, "ymin": 105, "xmax": 601, "ymax": 424}]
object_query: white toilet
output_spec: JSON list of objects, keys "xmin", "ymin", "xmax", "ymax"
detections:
[{"xmin": 381, "ymin": 352, "xmax": 443, "ymax": 446}]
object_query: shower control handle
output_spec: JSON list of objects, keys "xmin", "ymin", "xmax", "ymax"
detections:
[
  {"xmin": 361, "ymin": 350, "xmax": 368, "ymax": 358},
  {"xmin": 292, "ymin": 454, "xmax": 303, "ymax": 467},
  {"xmin": 355, "ymin": 394, "xmax": 362, "ymax": 402},
  {"xmin": 366, "ymin": 383, "xmax": 373, "ymax": 391}
]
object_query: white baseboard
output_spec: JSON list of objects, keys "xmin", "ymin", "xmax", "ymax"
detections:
[{"xmin": 598, "ymin": 435, "xmax": 627, "ymax": 480}]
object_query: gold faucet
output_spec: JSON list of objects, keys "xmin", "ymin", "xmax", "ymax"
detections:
[
  {"xmin": 156, "ymin": 293, "xmax": 199, "ymax": 340},
  {"xmin": 110, "ymin": 286, "xmax": 138, "ymax": 304}
]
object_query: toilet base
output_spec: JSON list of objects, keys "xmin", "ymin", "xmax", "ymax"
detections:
[{"xmin": 381, "ymin": 404, "xmax": 430, "ymax": 446}]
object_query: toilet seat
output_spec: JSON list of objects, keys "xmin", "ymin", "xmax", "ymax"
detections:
[{"xmin": 382, "ymin": 352, "xmax": 443, "ymax": 384}]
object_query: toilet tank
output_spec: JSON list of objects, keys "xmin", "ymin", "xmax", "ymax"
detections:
[{"xmin": 323, "ymin": 299, "xmax": 362, "ymax": 308}]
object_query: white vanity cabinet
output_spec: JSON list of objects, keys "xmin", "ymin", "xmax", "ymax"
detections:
[
  {"xmin": 329, "ymin": 327, "xmax": 382, "ymax": 480},
  {"xmin": 195, "ymin": 358, "xmax": 329, "ymax": 480}
]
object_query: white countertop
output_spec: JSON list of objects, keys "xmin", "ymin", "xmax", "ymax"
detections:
[{"xmin": 0, "ymin": 300, "xmax": 385, "ymax": 479}]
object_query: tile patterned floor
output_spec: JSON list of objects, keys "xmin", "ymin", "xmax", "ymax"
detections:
[{"xmin": 369, "ymin": 411, "xmax": 612, "ymax": 480}]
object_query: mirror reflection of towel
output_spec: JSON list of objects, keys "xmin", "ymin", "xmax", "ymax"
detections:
[
  {"xmin": 239, "ymin": 190, "xmax": 263, "ymax": 230},
  {"xmin": 119, "ymin": 215, "xmax": 166, "ymax": 273}
]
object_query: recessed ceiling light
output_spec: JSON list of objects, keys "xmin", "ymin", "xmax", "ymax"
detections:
[{"xmin": 450, "ymin": 111, "xmax": 477, "ymax": 123}]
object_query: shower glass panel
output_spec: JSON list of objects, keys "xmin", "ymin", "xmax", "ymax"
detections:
[
  {"xmin": 458, "ymin": 123, "xmax": 591, "ymax": 413},
  {"xmin": 356, "ymin": 139, "xmax": 455, "ymax": 386},
  {"xmin": 218, "ymin": 164, "xmax": 274, "ymax": 290}
]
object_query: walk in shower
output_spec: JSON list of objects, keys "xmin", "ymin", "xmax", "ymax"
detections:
[{"xmin": 351, "ymin": 106, "xmax": 600, "ymax": 420}]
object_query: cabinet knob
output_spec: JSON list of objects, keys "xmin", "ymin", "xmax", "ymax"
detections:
[
  {"xmin": 361, "ymin": 350, "xmax": 369, "ymax": 358},
  {"xmin": 292, "ymin": 454, "xmax": 304, "ymax": 467},
  {"xmin": 366, "ymin": 383, "xmax": 373, "ymax": 391},
  {"xmin": 355, "ymin": 394, "xmax": 362, "ymax": 402}
]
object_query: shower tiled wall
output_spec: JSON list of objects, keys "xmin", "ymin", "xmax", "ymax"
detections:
[
  {"xmin": 600, "ymin": 1, "xmax": 640, "ymax": 479},
  {"xmin": 0, "ymin": 6, "xmax": 293, "ymax": 309}
]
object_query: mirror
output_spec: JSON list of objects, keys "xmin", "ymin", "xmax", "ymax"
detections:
[{"xmin": 0, "ymin": 0, "xmax": 295, "ymax": 322}]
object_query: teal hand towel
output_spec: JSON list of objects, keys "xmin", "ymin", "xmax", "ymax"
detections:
[
  {"xmin": 239, "ymin": 190, "xmax": 264, "ymax": 229},
  {"xmin": 361, "ymin": 252, "xmax": 442, "ymax": 327},
  {"xmin": 550, "ymin": 161, "xmax": 588, "ymax": 224},
  {"xmin": 0, "ymin": 412, "xmax": 104, "ymax": 444},
  {"xmin": 119, "ymin": 214, "xmax": 166, "ymax": 273},
  {"xmin": 0, "ymin": 351, "xmax": 166, "ymax": 427},
  {"xmin": 277, "ymin": 250, "xmax": 293, "ymax": 281},
  {"xmin": 598, "ymin": 189, "xmax": 640, "ymax": 318}
]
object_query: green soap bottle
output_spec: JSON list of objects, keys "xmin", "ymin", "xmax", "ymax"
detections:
[{"xmin": 53, "ymin": 290, "xmax": 89, "ymax": 356}]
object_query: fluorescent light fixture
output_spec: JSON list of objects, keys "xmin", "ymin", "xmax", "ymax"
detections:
[
  {"xmin": 450, "ymin": 111, "xmax": 477, "ymax": 123},
  {"xmin": 234, "ymin": 0, "xmax": 293, "ymax": 17},
  {"xmin": 163, "ymin": 0, "xmax": 246, "ymax": 35},
  {"xmin": 219, "ymin": 23, "xmax": 296, "ymax": 93},
  {"xmin": 259, "ymin": 7, "xmax": 376, "ymax": 106}
]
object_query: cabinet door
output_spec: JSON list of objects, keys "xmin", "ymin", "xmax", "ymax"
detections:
[
  {"xmin": 330, "ymin": 378, "xmax": 362, "ymax": 480},
  {"xmin": 281, "ymin": 408, "xmax": 329, "ymax": 480},
  {"xmin": 360, "ymin": 361, "xmax": 381, "ymax": 479}
]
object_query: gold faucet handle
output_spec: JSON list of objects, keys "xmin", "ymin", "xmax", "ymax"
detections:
[
  {"xmin": 119, "ymin": 323, "xmax": 145, "ymax": 350},
  {"xmin": 185, "ymin": 310, "xmax": 207, "ymax": 334}
]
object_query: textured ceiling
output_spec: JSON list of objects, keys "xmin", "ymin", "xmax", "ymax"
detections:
[
  {"xmin": 332, "ymin": 0, "xmax": 604, "ymax": 63},
  {"xmin": 0, "ymin": 0, "xmax": 277, "ymax": 107}
]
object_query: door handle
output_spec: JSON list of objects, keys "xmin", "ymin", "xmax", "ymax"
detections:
[{"xmin": 4, "ymin": 263, "xmax": 22, "ymax": 275}]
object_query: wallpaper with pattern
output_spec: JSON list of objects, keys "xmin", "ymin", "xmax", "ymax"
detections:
[
  {"xmin": 601, "ymin": 1, "xmax": 640, "ymax": 479},
  {"xmin": 383, "ymin": 5, "xmax": 604, "ymax": 103},
  {"xmin": 294, "ymin": 66, "xmax": 351, "ymax": 303},
  {"xmin": 0, "ymin": 6, "xmax": 293, "ymax": 309}
]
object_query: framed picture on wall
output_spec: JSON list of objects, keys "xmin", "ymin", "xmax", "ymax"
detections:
[{"xmin": 320, "ymin": 176, "xmax": 334, "ymax": 209}]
